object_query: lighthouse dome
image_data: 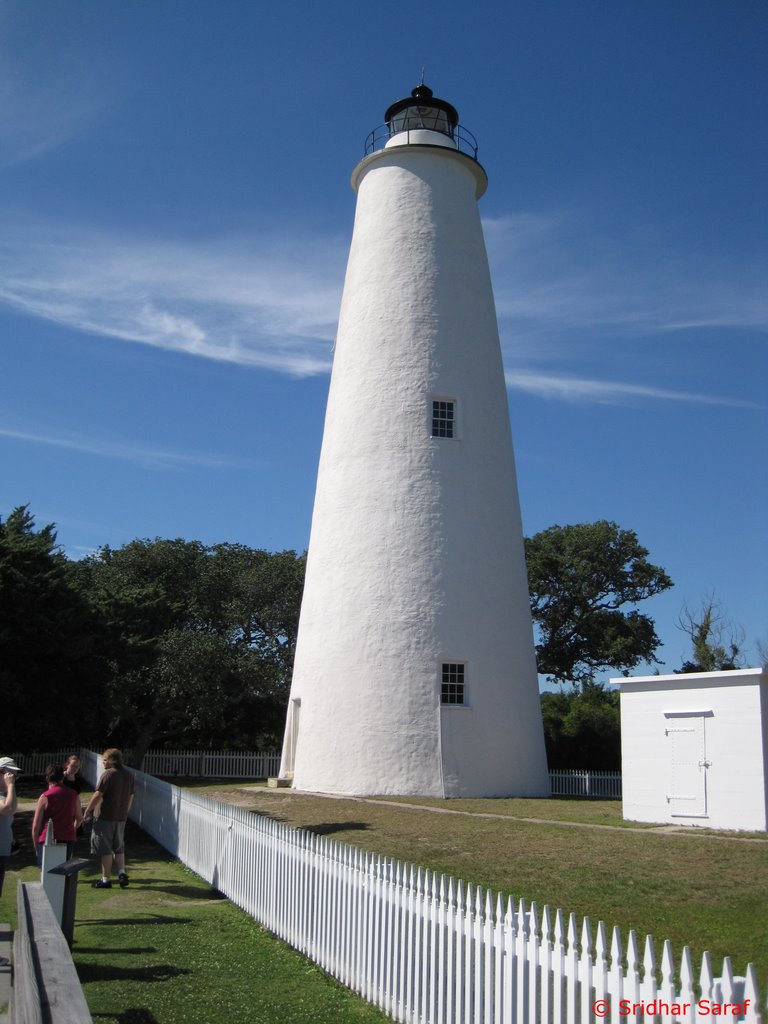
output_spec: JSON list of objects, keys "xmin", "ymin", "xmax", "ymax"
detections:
[
  {"xmin": 384, "ymin": 84, "xmax": 459, "ymax": 134},
  {"xmin": 384, "ymin": 83, "xmax": 459, "ymax": 151},
  {"xmin": 361, "ymin": 83, "xmax": 479, "ymax": 160}
]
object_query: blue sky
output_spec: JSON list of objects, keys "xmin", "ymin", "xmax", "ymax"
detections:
[{"xmin": 1, "ymin": 0, "xmax": 766, "ymax": 676}]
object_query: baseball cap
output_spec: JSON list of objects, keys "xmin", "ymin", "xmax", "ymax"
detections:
[{"xmin": 0, "ymin": 757, "xmax": 22, "ymax": 773}]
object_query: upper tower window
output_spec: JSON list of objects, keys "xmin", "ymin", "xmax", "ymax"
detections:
[{"xmin": 431, "ymin": 399, "xmax": 456, "ymax": 439}]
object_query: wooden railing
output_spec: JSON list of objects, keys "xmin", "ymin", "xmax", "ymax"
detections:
[{"xmin": 10, "ymin": 883, "xmax": 91, "ymax": 1024}]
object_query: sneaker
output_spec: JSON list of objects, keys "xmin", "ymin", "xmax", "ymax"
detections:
[
  {"xmin": 118, "ymin": 872, "xmax": 129, "ymax": 888},
  {"xmin": 92, "ymin": 879, "xmax": 112, "ymax": 889}
]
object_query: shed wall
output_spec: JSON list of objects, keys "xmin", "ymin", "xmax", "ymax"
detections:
[{"xmin": 617, "ymin": 669, "xmax": 768, "ymax": 831}]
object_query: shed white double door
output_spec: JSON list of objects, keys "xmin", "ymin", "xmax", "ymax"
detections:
[{"xmin": 664, "ymin": 711, "xmax": 711, "ymax": 817}]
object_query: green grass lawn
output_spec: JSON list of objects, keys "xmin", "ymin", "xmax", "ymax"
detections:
[
  {"xmin": 180, "ymin": 782, "xmax": 768, "ymax": 989},
  {"xmin": 4, "ymin": 778, "xmax": 766, "ymax": 1019},
  {"xmin": 1, "ymin": 798, "xmax": 387, "ymax": 1024}
]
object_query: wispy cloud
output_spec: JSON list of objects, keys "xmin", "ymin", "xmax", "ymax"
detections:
[
  {"xmin": 504, "ymin": 370, "xmax": 760, "ymax": 408},
  {"xmin": 0, "ymin": 88, "xmax": 107, "ymax": 170},
  {"xmin": 0, "ymin": 209, "xmax": 764, "ymax": 402},
  {"xmin": 0, "ymin": 425, "xmax": 250, "ymax": 471},
  {"xmin": 483, "ymin": 212, "xmax": 766, "ymax": 407},
  {"xmin": 0, "ymin": 30, "xmax": 111, "ymax": 170},
  {"xmin": 0, "ymin": 224, "xmax": 345, "ymax": 377},
  {"xmin": 483, "ymin": 213, "xmax": 768, "ymax": 336}
]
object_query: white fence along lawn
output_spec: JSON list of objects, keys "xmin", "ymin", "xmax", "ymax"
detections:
[
  {"xmin": 139, "ymin": 749, "xmax": 281, "ymax": 779},
  {"xmin": 10, "ymin": 748, "xmax": 282, "ymax": 780},
  {"xmin": 81, "ymin": 750, "xmax": 761, "ymax": 1024},
  {"xmin": 11, "ymin": 748, "xmax": 619, "ymax": 797},
  {"xmin": 548, "ymin": 770, "xmax": 622, "ymax": 799}
]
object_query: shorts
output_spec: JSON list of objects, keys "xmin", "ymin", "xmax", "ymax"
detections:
[{"xmin": 90, "ymin": 818, "xmax": 126, "ymax": 856}]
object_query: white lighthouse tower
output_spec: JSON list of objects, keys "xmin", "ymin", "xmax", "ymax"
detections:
[{"xmin": 279, "ymin": 84, "xmax": 550, "ymax": 798}]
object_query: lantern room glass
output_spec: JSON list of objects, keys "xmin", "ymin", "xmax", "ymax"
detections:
[{"xmin": 389, "ymin": 104, "xmax": 454, "ymax": 137}]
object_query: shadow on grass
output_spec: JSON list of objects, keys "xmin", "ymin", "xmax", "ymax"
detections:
[
  {"xmin": 82, "ymin": 915, "xmax": 195, "ymax": 927},
  {"xmin": 243, "ymin": 807, "xmax": 288, "ymax": 825},
  {"xmin": 114, "ymin": 879, "xmax": 226, "ymax": 900},
  {"xmin": 549, "ymin": 795, "xmax": 621, "ymax": 803},
  {"xmin": 74, "ymin": 946, "xmax": 159, "ymax": 955},
  {"xmin": 77, "ymin": 962, "xmax": 192, "ymax": 984},
  {"xmin": 301, "ymin": 822, "xmax": 371, "ymax": 837},
  {"xmin": 92, "ymin": 1011, "xmax": 159, "ymax": 1024},
  {"xmin": 8, "ymin": 810, "xmax": 38, "ymax": 869}
]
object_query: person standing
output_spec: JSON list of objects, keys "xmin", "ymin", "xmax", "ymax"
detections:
[
  {"xmin": 83, "ymin": 748, "xmax": 135, "ymax": 889},
  {"xmin": 62, "ymin": 754, "xmax": 84, "ymax": 797},
  {"xmin": 0, "ymin": 756, "xmax": 20, "ymax": 897},
  {"xmin": 31, "ymin": 764, "xmax": 83, "ymax": 864}
]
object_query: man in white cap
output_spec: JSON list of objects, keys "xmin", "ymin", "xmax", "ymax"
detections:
[{"xmin": 0, "ymin": 756, "xmax": 20, "ymax": 898}]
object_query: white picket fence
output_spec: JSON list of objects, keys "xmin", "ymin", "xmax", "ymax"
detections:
[
  {"xmin": 9, "ymin": 749, "xmax": 79, "ymax": 777},
  {"xmin": 81, "ymin": 750, "xmax": 762, "ymax": 1024},
  {"xmin": 9, "ymin": 748, "xmax": 281, "ymax": 780},
  {"xmin": 139, "ymin": 749, "xmax": 281, "ymax": 779},
  {"xmin": 12, "ymin": 750, "xmax": 619, "ymax": 797},
  {"xmin": 549, "ymin": 770, "xmax": 622, "ymax": 799}
]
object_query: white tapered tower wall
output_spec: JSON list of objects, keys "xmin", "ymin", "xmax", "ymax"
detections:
[{"xmin": 280, "ymin": 117, "xmax": 549, "ymax": 797}]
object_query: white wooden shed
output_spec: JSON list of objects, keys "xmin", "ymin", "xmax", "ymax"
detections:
[{"xmin": 612, "ymin": 667, "xmax": 768, "ymax": 831}]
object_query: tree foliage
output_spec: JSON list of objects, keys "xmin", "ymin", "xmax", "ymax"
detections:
[
  {"xmin": 78, "ymin": 539, "xmax": 305, "ymax": 765},
  {"xmin": 0, "ymin": 506, "xmax": 108, "ymax": 749},
  {"xmin": 676, "ymin": 594, "xmax": 744, "ymax": 673},
  {"xmin": 525, "ymin": 520, "xmax": 673, "ymax": 686},
  {"xmin": 540, "ymin": 683, "xmax": 621, "ymax": 770},
  {"xmin": 1, "ymin": 507, "xmax": 305, "ymax": 760}
]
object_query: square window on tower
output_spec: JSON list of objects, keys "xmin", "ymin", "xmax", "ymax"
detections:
[
  {"xmin": 441, "ymin": 662, "xmax": 466, "ymax": 705},
  {"xmin": 431, "ymin": 399, "xmax": 456, "ymax": 439}
]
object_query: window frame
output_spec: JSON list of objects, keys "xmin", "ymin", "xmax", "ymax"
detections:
[
  {"xmin": 430, "ymin": 397, "xmax": 459, "ymax": 440},
  {"xmin": 440, "ymin": 661, "xmax": 468, "ymax": 707}
]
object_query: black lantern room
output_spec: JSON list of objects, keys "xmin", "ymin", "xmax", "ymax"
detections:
[{"xmin": 384, "ymin": 84, "xmax": 459, "ymax": 139}]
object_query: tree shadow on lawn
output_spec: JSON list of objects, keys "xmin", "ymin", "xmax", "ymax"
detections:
[
  {"xmin": 76, "ymin": 962, "xmax": 192, "ymax": 984},
  {"xmin": 244, "ymin": 806, "xmax": 289, "ymax": 825},
  {"xmin": 8, "ymin": 810, "xmax": 37, "ymax": 868},
  {"xmin": 300, "ymin": 822, "xmax": 371, "ymax": 837},
  {"xmin": 92, "ymin": 1011, "xmax": 159, "ymax": 1024},
  {"xmin": 80, "ymin": 915, "xmax": 196, "ymax": 928},
  {"xmin": 118, "ymin": 878, "xmax": 227, "ymax": 900},
  {"xmin": 75, "ymin": 947, "xmax": 159, "ymax": 955}
]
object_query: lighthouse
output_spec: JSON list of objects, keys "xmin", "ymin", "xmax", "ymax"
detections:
[{"xmin": 279, "ymin": 84, "xmax": 550, "ymax": 798}]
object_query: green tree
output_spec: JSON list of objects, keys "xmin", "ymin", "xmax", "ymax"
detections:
[
  {"xmin": 540, "ymin": 683, "xmax": 621, "ymax": 770},
  {"xmin": 78, "ymin": 539, "xmax": 305, "ymax": 764},
  {"xmin": 0, "ymin": 506, "xmax": 107, "ymax": 749},
  {"xmin": 525, "ymin": 520, "xmax": 673, "ymax": 686},
  {"xmin": 676, "ymin": 595, "xmax": 744, "ymax": 673}
]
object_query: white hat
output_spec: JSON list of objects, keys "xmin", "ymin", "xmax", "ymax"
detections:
[{"xmin": 0, "ymin": 757, "xmax": 21, "ymax": 773}]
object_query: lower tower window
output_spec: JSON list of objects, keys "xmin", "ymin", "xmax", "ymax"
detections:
[
  {"xmin": 441, "ymin": 662, "xmax": 466, "ymax": 705},
  {"xmin": 431, "ymin": 399, "xmax": 456, "ymax": 438}
]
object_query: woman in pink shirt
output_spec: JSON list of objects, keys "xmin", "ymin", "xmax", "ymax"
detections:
[{"xmin": 32, "ymin": 764, "xmax": 83, "ymax": 865}]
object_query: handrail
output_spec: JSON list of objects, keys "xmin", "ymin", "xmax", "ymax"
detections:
[
  {"xmin": 13, "ymin": 883, "xmax": 92, "ymax": 1024},
  {"xmin": 363, "ymin": 122, "xmax": 480, "ymax": 161}
]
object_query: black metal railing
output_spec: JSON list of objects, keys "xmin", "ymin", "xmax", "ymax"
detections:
[{"xmin": 363, "ymin": 122, "xmax": 480, "ymax": 161}]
